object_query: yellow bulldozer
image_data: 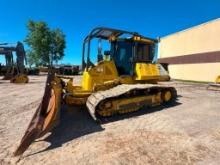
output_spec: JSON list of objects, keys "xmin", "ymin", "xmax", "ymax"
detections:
[{"xmin": 14, "ymin": 27, "xmax": 177, "ymax": 156}]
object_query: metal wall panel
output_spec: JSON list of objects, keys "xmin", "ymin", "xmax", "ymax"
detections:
[{"xmin": 158, "ymin": 18, "xmax": 220, "ymax": 82}]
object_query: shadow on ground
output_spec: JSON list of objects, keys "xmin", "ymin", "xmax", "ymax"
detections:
[
  {"xmin": 27, "ymin": 97, "xmax": 181, "ymax": 156},
  {"xmin": 27, "ymin": 105, "xmax": 104, "ymax": 157}
]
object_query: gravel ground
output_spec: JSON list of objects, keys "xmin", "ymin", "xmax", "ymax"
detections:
[{"xmin": 0, "ymin": 75, "xmax": 220, "ymax": 165}]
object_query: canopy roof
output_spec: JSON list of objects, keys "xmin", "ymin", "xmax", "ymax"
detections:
[{"xmin": 84, "ymin": 27, "xmax": 158, "ymax": 43}]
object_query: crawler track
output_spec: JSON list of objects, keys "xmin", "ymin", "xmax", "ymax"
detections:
[{"xmin": 86, "ymin": 84, "xmax": 177, "ymax": 121}]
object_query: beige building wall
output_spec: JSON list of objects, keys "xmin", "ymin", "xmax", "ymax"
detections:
[
  {"xmin": 159, "ymin": 18, "xmax": 220, "ymax": 58},
  {"xmin": 169, "ymin": 63, "xmax": 220, "ymax": 82},
  {"xmin": 158, "ymin": 18, "xmax": 220, "ymax": 82}
]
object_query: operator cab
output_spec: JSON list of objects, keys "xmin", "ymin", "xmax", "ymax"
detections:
[
  {"xmin": 82, "ymin": 27, "xmax": 157, "ymax": 76},
  {"xmin": 110, "ymin": 39, "xmax": 155, "ymax": 75}
]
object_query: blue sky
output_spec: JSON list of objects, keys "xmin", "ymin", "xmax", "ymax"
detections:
[{"xmin": 0, "ymin": 0, "xmax": 220, "ymax": 65}]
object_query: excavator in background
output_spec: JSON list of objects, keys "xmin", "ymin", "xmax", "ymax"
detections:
[
  {"xmin": 0, "ymin": 42, "xmax": 29, "ymax": 83},
  {"xmin": 14, "ymin": 27, "xmax": 177, "ymax": 156},
  {"xmin": 0, "ymin": 48, "xmax": 13, "ymax": 78}
]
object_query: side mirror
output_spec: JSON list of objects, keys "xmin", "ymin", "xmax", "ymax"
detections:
[{"xmin": 104, "ymin": 50, "xmax": 110, "ymax": 56}]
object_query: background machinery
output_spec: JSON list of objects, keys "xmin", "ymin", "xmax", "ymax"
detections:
[
  {"xmin": 0, "ymin": 42, "xmax": 29, "ymax": 83},
  {"xmin": 0, "ymin": 47, "xmax": 13, "ymax": 78},
  {"xmin": 216, "ymin": 76, "xmax": 220, "ymax": 84},
  {"xmin": 207, "ymin": 75, "xmax": 220, "ymax": 90},
  {"xmin": 55, "ymin": 65, "xmax": 80, "ymax": 75},
  {"xmin": 14, "ymin": 27, "xmax": 177, "ymax": 156}
]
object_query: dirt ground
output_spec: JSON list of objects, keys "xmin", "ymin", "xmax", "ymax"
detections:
[{"xmin": 0, "ymin": 75, "xmax": 220, "ymax": 165}]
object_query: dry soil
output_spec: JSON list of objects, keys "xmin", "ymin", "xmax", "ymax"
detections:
[{"xmin": 0, "ymin": 75, "xmax": 220, "ymax": 165}]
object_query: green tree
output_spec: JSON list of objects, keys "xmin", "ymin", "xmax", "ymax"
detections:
[
  {"xmin": 26, "ymin": 50, "xmax": 39, "ymax": 68},
  {"xmin": 50, "ymin": 29, "xmax": 66, "ymax": 64},
  {"xmin": 25, "ymin": 20, "xmax": 66, "ymax": 66}
]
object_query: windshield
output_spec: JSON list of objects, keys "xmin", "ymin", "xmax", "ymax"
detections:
[{"xmin": 111, "ymin": 41, "xmax": 132, "ymax": 75}]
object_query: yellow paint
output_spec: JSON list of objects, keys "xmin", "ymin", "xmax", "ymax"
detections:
[
  {"xmin": 82, "ymin": 60, "xmax": 118, "ymax": 91},
  {"xmin": 119, "ymin": 76, "xmax": 134, "ymax": 84},
  {"xmin": 61, "ymin": 36, "xmax": 173, "ymax": 107},
  {"xmin": 97, "ymin": 93, "xmax": 162, "ymax": 117},
  {"xmin": 133, "ymin": 36, "xmax": 155, "ymax": 44},
  {"xmin": 63, "ymin": 61, "xmax": 170, "ymax": 106},
  {"xmin": 216, "ymin": 76, "xmax": 220, "ymax": 84},
  {"xmin": 135, "ymin": 63, "xmax": 160, "ymax": 80},
  {"xmin": 164, "ymin": 91, "xmax": 171, "ymax": 102},
  {"xmin": 65, "ymin": 95, "xmax": 87, "ymax": 105},
  {"xmin": 10, "ymin": 74, "xmax": 29, "ymax": 83}
]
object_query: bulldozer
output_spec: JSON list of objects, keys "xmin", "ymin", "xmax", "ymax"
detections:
[
  {"xmin": 0, "ymin": 42, "xmax": 29, "ymax": 83},
  {"xmin": 14, "ymin": 27, "xmax": 177, "ymax": 156}
]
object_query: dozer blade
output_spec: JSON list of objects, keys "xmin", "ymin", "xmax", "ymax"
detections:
[{"xmin": 14, "ymin": 70, "xmax": 62, "ymax": 156}]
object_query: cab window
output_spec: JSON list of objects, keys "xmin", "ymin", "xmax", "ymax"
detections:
[{"xmin": 135, "ymin": 43, "xmax": 153, "ymax": 62}]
